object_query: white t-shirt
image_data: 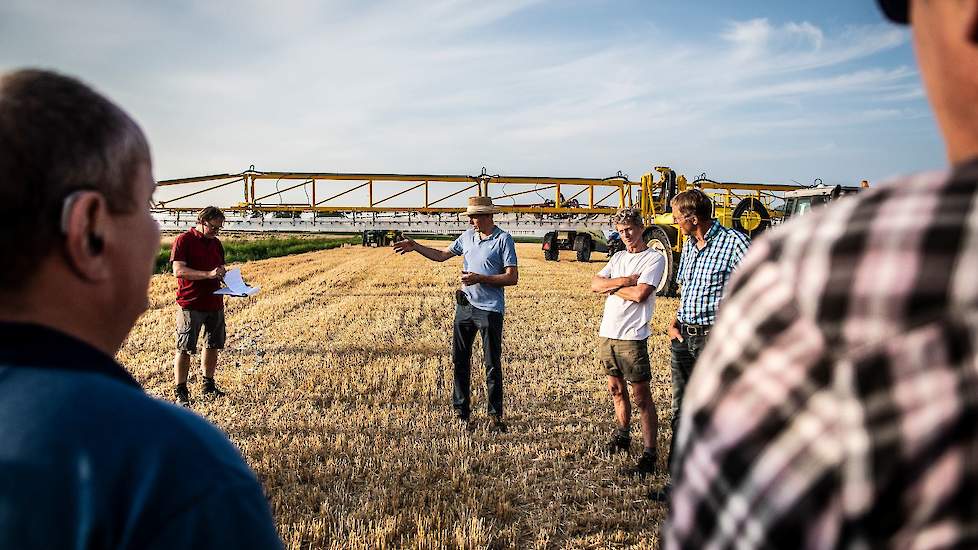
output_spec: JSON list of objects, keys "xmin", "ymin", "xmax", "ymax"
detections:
[{"xmin": 597, "ymin": 249, "xmax": 666, "ymax": 340}]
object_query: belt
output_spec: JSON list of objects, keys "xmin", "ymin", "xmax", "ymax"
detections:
[{"xmin": 680, "ymin": 323, "xmax": 712, "ymax": 336}]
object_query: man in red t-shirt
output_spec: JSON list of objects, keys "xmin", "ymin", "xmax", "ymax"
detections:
[{"xmin": 170, "ymin": 206, "xmax": 227, "ymax": 406}]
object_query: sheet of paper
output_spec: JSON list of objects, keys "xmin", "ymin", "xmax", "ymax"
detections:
[{"xmin": 214, "ymin": 268, "xmax": 260, "ymax": 297}]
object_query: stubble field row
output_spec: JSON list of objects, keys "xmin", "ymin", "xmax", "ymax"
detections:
[{"xmin": 117, "ymin": 241, "xmax": 678, "ymax": 549}]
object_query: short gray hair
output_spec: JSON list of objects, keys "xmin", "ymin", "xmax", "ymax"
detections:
[
  {"xmin": 0, "ymin": 68, "xmax": 150, "ymax": 292},
  {"xmin": 611, "ymin": 206, "xmax": 644, "ymax": 228}
]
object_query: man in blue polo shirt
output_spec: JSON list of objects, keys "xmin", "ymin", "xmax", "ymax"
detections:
[
  {"xmin": 394, "ymin": 196, "xmax": 518, "ymax": 432},
  {"xmin": 0, "ymin": 69, "xmax": 281, "ymax": 548}
]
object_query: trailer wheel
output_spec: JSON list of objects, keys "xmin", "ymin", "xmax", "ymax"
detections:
[
  {"xmin": 574, "ymin": 235, "xmax": 592, "ymax": 262},
  {"xmin": 732, "ymin": 198, "xmax": 771, "ymax": 238},
  {"xmin": 543, "ymin": 232, "xmax": 559, "ymax": 261},
  {"xmin": 644, "ymin": 226, "xmax": 678, "ymax": 297}
]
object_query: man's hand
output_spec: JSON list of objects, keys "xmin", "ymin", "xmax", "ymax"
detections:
[
  {"xmin": 625, "ymin": 274, "xmax": 640, "ymax": 287},
  {"xmin": 460, "ymin": 272, "xmax": 483, "ymax": 285},
  {"xmin": 392, "ymin": 238, "xmax": 416, "ymax": 254},
  {"xmin": 668, "ymin": 319, "xmax": 684, "ymax": 342},
  {"xmin": 209, "ymin": 266, "xmax": 227, "ymax": 280}
]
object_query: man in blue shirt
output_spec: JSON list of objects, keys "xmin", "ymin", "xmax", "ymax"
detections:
[
  {"xmin": 653, "ymin": 189, "xmax": 749, "ymax": 500},
  {"xmin": 394, "ymin": 196, "xmax": 519, "ymax": 432},
  {"xmin": 0, "ymin": 69, "xmax": 281, "ymax": 548}
]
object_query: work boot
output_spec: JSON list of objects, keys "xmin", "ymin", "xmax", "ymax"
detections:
[
  {"xmin": 648, "ymin": 482, "xmax": 672, "ymax": 502},
  {"xmin": 488, "ymin": 416, "xmax": 508, "ymax": 434},
  {"xmin": 201, "ymin": 377, "xmax": 226, "ymax": 397},
  {"xmin": 606, "ymin": 430, "xmax": 631, "ymax": 455},
  {"xmin": 456, "ymin": 414, "xmax": 474, "ymax": 432},
  {"xmin": 622, "ymin": 450, "xmax": 658, "ymax": 478},
  {"xmin": 175, "ymin": 384, "xmax": 191, "ymax": 407}
]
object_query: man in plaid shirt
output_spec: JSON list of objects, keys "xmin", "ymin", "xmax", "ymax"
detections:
[
  {"xmin": 654, "ymin": 189, "xmax": 750, "ymax": 501},
  {"xmin": 666, "ymin": 0, "xmax": 978, "ymax": 547}
]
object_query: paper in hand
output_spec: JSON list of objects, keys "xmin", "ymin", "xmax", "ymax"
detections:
[{"xmin": 214, "ymin": 268, "xmax": 260, "ymax": 297}]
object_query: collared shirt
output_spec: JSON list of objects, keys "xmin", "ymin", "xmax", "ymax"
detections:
[
  {"xmin": 449, "ymin": 226, "xmax": 518, "ymax": 314},
  {"xmin": 666, "ymin": 159, "xmax": 978, "ymax": 549},
  {"xmin": 0, "ymin": 322, "xmax": 282, "ymax": 549},
  {"xmin": 676, "ymin": 221, "xmax": 750, "ymax": 325}
]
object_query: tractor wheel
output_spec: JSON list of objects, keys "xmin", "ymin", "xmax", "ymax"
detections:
[
  {"xmin": 574, "ymin": 235, "xmax": 592, "ymax": 262},
  {"xmin": 644, "ymin": 225, "xmax": 678, "ymax": 297},
  {"xmin": 732, "ymin": 198, "xmax": 771, "ymax": 238}
]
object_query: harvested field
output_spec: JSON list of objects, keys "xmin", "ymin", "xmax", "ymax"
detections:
[{"xmin": 118, "ymin": 241, "xmax": 677, "ymax": 549}]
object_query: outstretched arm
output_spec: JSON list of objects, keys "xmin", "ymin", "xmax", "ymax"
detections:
[{"xmin": 392, "ymin": 238, "xmax": 456, "ymax": 262}]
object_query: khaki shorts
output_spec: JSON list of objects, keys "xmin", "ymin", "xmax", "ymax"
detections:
[
  {"xmin": 599, "ymin": 337, "xmax": 652, "ymax": 383},
  {"xmin": 176, "ymin": 308, "xmax": 226, "ymax": 353}
]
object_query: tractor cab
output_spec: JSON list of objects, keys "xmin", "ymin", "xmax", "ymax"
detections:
[{"xmin": 781, "ymin": 183, "xmax": 866, "ymax": 223}]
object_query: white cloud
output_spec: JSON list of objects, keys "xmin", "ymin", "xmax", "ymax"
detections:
[{"xmin": 0, "ymin": 2, "xmax": 939, "ymax": 196}]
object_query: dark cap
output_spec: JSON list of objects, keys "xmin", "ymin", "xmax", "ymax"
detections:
[{"xmin": 877, "ymin": 0, "xmax": 909, "ymax": 25}]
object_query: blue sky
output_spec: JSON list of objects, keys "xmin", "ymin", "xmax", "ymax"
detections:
[{"xmin": 1, "ymin": 0, "xmax": 945, "ymax": 190}]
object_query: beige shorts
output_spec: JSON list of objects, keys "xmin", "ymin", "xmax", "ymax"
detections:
[
  {"xmin": 175, "ymin": 308, "xmax": 226, "ymax": 353},
  {"xmin": 599, "ymin": 337, "xmax": 652, "ymax": 383}
]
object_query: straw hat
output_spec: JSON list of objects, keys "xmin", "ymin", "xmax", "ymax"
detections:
[{"xmin": 465, "ymin": 196, "xmax": 501, "ymax": 215}]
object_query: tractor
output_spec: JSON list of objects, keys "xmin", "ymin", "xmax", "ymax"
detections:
[
  {"xmin": 362, "ymin": 229, "xmax": 404, "ymax": 247},
  {"xmin": 780, "ymin": 182, "xmax": 868, "ymax": 223}
]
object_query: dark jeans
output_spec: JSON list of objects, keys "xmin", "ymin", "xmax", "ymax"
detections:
[
  {"xmin": 452, "ymin": 303, "xmax": 504, "ymax": 419},
  {"xmin": 668, "ymin": 332, "xmax": 709, "ymax": 469}
]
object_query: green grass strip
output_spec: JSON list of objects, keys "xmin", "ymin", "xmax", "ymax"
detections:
[{"xmin": 156, "ymin": 235, "xmax": 360, "ymax": 274}]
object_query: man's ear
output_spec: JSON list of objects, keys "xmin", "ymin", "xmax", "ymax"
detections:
[
  {"xmin": 61, "ymin": 190, "xmax": 111, "ymax": 282},
  {"xmin": 969, "ymin": 0, "xmax": 978, "ymax": 44}
]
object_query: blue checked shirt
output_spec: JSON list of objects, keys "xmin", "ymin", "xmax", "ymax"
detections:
[{"xmin": 676, "ymin": 221, "xmax": 750, "ymax": 325}]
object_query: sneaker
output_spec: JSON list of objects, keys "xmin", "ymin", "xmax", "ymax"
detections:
[
  {"xmin": 606, "ymin": 431, "xmax": 631, "ymax": 455},
  {"xmin": 456, "ymin": 415, "xmax": 474, "ymax": 432},
  {"xmin": 201, "ymin": 377, "xmax": 226, "ymax": 397},
  {"xmin": 648, "ymin": 482, "xmax": 671, "ymax": 502},
  {"xmin": 175, "ymin": 385, "xmax": 191, "ymax": 407},
  {"xmin": 488, "ymin": 416, "xmax": 508, "ymax": 433},
  {"xmin": 623, "ymin": 450, "xmax": 658, "ymax": 478}
]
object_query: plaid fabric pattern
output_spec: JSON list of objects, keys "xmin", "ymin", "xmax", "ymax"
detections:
[
  {"xmin": 665, "ymin": 160, "xmax": 978, "ymax": 549},
  {"xmin": 676, "ymin": 221, "xmax": 750, "ymax": 325}
]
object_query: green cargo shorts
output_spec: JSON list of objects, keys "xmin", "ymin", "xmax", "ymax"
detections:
[
  {"xmin": 599, "ymin": 337, "xmax": 652, "ymax": 383},
  {"xmin": 175, "ymin": 308, "xmax": 226, "ymax": 353}
]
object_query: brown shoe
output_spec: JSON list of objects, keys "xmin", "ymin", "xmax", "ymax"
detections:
[
  {"xmin": 622, "ymin": 450, "xmax": 658, "ymax": 478},
  {"xmin": 174, "ymin": 384, "xmax": 191, "ymax": 407},
  {"xmin": 488, "ymin": 416, "xmax": 508, "ymax": 433},
  {"xmin": 606, "ymin": 431, "xmax": 631, "ymax": 455}
]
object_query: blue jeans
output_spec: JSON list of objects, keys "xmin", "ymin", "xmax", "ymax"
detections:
[
  {"xmin": 452, "ymin": 302, "xmax": 504, "ymax": 419},
  {"xmin": 668, "ymin": 333, "xmax": 709, "ymax": 469}
]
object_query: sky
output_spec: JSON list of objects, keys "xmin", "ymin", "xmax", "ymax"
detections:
[{"xmin": 0, "ymin": 0, "xmax": 946, "ymax": 199}]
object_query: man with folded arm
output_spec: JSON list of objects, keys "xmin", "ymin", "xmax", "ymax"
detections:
[{"xmin": 592, "ymin": 207, "xmax": 666, "ymax": 478}]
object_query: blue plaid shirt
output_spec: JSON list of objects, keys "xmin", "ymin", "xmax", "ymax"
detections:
[{"xmin": 676, "ymin": 221, "xmax": 750, "ymax": 325}]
